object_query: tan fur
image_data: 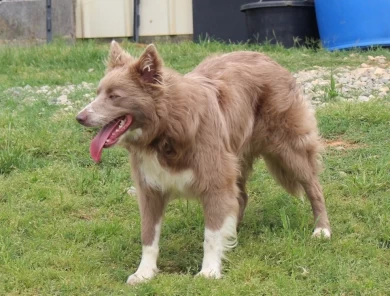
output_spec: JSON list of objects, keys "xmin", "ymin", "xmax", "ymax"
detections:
[{"xmin": 77, "ymin": 42, "xmax": 331, "ymax": 280}]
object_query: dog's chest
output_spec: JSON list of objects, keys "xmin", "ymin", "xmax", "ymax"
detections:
[{"xmin": 138, "ymin": 153, "xmax": 194, "ymax": 194}]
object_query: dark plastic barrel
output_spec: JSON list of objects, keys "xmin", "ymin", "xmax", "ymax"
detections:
[{"xmin": 241, "ymin": 0, "xmax": 319, "ymax": 47}]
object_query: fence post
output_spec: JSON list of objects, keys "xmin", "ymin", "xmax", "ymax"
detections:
[
  {"xmin": 46, "ymin": 0, "xmax": 52, "ymax": 43},
  {"xmin": 133, "ymin": 0, "xmax": 140, "ymax": 43}
]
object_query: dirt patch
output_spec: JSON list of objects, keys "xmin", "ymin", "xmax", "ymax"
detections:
[
  {"xmin": 73, "ymin": 210, "xmax": 96, "ymax": 221},
  {"xmin": 325, "ymin": 139, "xmax": 362, "ymax": 150}
]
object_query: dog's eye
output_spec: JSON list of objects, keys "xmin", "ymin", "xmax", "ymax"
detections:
[{"xmin": 109, "ymin": 94, "xmax": 119, "ymax": 100}]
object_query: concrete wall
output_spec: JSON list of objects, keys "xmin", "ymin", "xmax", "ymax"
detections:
[
  {"xmin": 0, "ymin": 0, "xmax": 75, "ymax": 44},
  {"xmin": 51, "ymin": 0, "xmax": 75, "ymax": 40}
]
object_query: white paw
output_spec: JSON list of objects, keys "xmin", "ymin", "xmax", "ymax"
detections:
[
  {"xmin": 312, "ymin": 227, "xmax": 331, "ymax": 239},
  {"xmin": 196, "ymin": 268, "xmax": 222, "ymax": 279},
  {"xmin": 127, "ymin": 186, "xmax": 137, "ymax": 196},
  {"xmin": 126, "ymin": 268, "xmax": 157, "ymax": 285}
]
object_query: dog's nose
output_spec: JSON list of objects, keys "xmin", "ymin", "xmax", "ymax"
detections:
[{"xmin": 76, "ymin": 112, "xmax": 87, "ymax": 125}]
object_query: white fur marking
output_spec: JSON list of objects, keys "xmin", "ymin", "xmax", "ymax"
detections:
[
  {"xmin": 82, "ymin": 103, "xmax": 94, "ymax": 114},
  {"xmin": 198, "ymin": 216, "xmax": 237, "ymax": 279},
  {"xmin": 142, "ymin": 55, "xmax": 153, "ymax": 73},
  {"xmin": 153, "ymin": 74, "xmax": 163, "ymax": 85},
  {"xmin": 127, "ymin": 221, "xmax": 161, "ymax": 285},
  {"xmin": 126, "ymin": 128, "xmax": 143, "ymax": 141},
  {"xmin": 114, "ymin": 54, "xmax": 122, "ymax": 64},
  {"xmin": 77, "ymin": 102, "xmax": 107, "ymax": 126},
  {"xmin": 127, "ymin": 186, "xmax": 137, "ymax": 196},
  {"xmin": 139, "ymin": 152, "xmax": 194, "ymax": 193},
  {"xmin": 312, "ymin": 227, "xmax": 331, "ymax": 238}
]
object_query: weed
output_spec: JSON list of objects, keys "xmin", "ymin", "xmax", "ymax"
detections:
[{"xmin": 323, "ymin": 70, "xmax": 339, "ymax": 102}]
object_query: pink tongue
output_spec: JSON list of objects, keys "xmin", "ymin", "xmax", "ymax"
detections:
[{"xmin": 90, "ymin": 120, "xmax": 119, "ymax": 163}]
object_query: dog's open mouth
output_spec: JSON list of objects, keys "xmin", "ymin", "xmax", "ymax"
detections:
[{"xmin": 90, "ymin": 114, "xmax": 133, "ymax": 162}]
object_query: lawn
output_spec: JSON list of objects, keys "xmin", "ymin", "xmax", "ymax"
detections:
[{"xmin": 0, "ymin": 40, "xmax": 390, "ymax": 295}]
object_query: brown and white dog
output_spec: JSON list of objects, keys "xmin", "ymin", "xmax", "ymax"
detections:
[{"xmin": 76, "ymin": 41, "xmax": 331, "ymax": 284}]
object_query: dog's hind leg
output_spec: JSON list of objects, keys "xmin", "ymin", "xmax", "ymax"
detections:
[
  {"xmin": 236, "ymin": 158, "xmax": 254, "ymax": 226},
  {"xmin": 301, "ymin": 176, "xmax": 331, "ymax": 238},
  {"xmin": 126, "ymin": 186, "xmax": 167, "ymax": 285},
  {"xmin": 262, "ymin": 146, "xmax": 331, "ymax": 238},
  {"xmin": 198, "ymin": 187, "xmax": 240, "ymax": 279},
  {"xmin": 237, "ymin": 178, "xmax": 248, "ymax": 226}
]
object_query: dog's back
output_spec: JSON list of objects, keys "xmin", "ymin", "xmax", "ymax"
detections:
[{"xmin": 188, "ymin": 51, "xmax": 319, "ymax": 163}]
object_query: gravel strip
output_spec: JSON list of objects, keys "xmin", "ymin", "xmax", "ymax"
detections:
[
  {"xmin": 294, "ymin": 55, "xmax": 390, "ymax": 106},
  {"xmin": 4, "ymin": 55, "xmax": 389, "ymax": 109}
]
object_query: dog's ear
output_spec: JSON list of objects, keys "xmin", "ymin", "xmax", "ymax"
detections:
[
  {"xmin": 106, "ymin": 40, "xmax": 133, "ymax": 71},
  {"xmin": 134, "ymin": 44, "xmax": 163, "ymax": 85}
]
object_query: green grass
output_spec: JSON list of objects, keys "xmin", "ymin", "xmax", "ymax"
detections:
[
  {"xmin": 1, "ymin": 40, "xmax": 390, "ymax": 295},
  {"xmin": 1, "ymin": 39, "xmax": 390, "ymax": 90}
]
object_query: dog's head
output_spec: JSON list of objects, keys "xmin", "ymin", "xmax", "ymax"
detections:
[{"xmin": 76, "ymin": 41, "xmax": 166, "ymax": 162}]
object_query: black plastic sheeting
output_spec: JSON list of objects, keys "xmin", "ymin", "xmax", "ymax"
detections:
[{"xmin": 193, "ymin": 0, "xmax": 250, "ymax": 43}]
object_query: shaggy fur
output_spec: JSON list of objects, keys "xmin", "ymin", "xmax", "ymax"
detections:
[{"xmin": 76, "ymin": 41, "xmax": 331, "ymax": 284}]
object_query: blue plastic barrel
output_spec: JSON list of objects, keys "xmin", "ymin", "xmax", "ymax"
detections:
[{"xmin": 315, "ymin": 0, "xmax": 390, "ymax": 50}]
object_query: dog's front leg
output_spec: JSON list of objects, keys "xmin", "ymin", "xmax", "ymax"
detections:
[
  {"xmin": 127, "ymin": 187, "xmax": 166, "ymax": 285},
  {"xmin": 198, "ymin": 191, "xmax": 239, "ymax": 279}
]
